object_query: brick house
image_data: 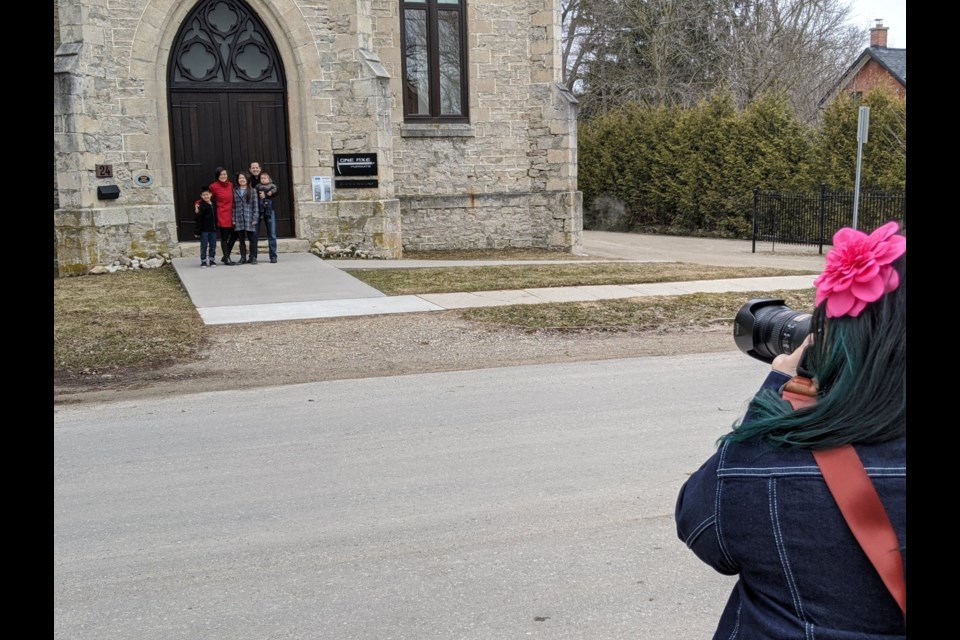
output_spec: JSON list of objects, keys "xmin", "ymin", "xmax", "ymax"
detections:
[
  {"xmin": 54, "ymin": 0, "xmax": 583, "ymax": 275},
  {"xmin": 820, "ymin": 20, "xmax": 906, "ymax": 105}
]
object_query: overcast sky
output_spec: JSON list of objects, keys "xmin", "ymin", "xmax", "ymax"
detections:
[{"xmin": 847, "ymin": 0, "xmax": 906, "ymax": 48}]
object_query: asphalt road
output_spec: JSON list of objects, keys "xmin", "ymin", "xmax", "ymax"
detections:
[{"xmin": 54, "ymin": 352, "xmax": 772, "ymax": 639}]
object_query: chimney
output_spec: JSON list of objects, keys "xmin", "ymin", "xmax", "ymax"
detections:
[{"xmin": 870, "ymin": 19, "xmax": 889, "ymax": 48}]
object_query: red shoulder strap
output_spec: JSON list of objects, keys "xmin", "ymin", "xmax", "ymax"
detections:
[
  {"xmin": 813, "ymin": 446, "xmax": 906, "ymax": 619},
  {"xmin": 780, "ymin": 377, "xmax": 905, "ymax": 619}
]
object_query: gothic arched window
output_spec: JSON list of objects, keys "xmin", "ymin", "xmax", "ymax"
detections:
[{"xmin": 170, "ymin": 0, "xmax": 283, "ymax": 89}]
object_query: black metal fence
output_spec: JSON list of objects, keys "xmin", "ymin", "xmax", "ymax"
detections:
[{"xmin": 752, "ymin": 186, "xmax": 906, "ymax": 253}]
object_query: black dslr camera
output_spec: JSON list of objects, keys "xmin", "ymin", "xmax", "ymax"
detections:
[{"xmin": 733, "ymin": 298, "xmax": 812, "ymax": 364}]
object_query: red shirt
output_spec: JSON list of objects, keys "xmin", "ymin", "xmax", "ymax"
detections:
[{"xmin": 208, "ymin": 179, "xmax": 235, "ymax": 227}]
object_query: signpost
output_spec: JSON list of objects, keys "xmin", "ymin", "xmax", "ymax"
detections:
[{"xmin": 853, "ymin": 106, "xmax": 869, "ymax": 230}]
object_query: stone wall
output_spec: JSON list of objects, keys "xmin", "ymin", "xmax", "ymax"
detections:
[
  {"xmin": 400, "ymin": 190, "xmax": 581, "ymax": 251},
  {"xmin": 54, "ymin": 0, "xmax": 581, "ymax": 274},
  {"xmin": 380, "ymin": 0, "xmax": 581, "ymax": 251}
]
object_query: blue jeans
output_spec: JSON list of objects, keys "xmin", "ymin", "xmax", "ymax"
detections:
[
  {"xmin": 260, "ymin": 208, "xmax": 277, "ymax": 260},
  {"xmin": 199, "ymin": 231, "xmax": 217, "ymax": 263}
]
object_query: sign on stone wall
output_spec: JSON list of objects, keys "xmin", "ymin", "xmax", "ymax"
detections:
[
  {"xmin": 312, "ymin": 176, "xmax": 332, "ymax": 202},
  {"xmin": 334, "ymin": 154, "xmax": 378, "ymax": 177},
  {"xmin": 335, "ymin": 179, "xmax": 378, "ymax": 189}
]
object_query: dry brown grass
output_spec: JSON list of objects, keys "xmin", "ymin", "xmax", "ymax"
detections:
[
  {"xmin": 53, "ymin": 261, "xmax": 816, "ymax": 374},
  {"xmin": 54, "ymin": 267, "xmax": 207, "ymax": 372},
  {"xmin": 347, "ymin": 262, "xmax": 816, "ymax": 295},
  {"xmin": 401, "ymin": 248, "xmax": 595, "ymax": 261},
  {"xmin": 462, "ymin": 289, "xmax": 816, "ymax": 331}
]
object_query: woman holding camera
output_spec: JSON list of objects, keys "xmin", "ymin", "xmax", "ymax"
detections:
[{"xmin": 676, "ymin": 221, "xmax": 906, "ymax": 639}]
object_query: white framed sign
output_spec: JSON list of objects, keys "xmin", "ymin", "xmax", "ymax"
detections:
[{"xmin": 312, "ymin": 176, "xmax": 332, "ymax": 202}]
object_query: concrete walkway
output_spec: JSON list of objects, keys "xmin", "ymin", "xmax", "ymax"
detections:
[{"xmin": 173, "ymin": 231, "xmax": 826, "ymax": 325}]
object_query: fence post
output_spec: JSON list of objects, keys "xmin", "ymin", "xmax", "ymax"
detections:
[
  {"xmin": 818, "ymin": 184, "xmax": 826, "ymax": 255},
  {"xmin": 902, "ymin": 191, "xmax": 907, "ymax": 230},
  {"xmin": 752, "ymin": 189, "xmax": 758, "ymax": 254}
]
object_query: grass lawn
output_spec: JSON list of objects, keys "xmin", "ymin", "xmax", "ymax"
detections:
[
  {"xmin": 54, "ymin": 267, "xmax": 207, "ymax": 371},
  {"xmin": 54, "ymin": 260, "xmax": 816, "ymax": 373},
  {"xmin": 345, "ymin": 262, "xmax": 816, "ymax": 295},
  {"xmin": 462, "ymin": 289, "xmax": 816, "ymax": 331}
]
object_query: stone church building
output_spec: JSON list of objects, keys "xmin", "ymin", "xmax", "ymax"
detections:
[{"xmin": 54, "ymin": 0, "xmax": 583, "ymax": 274}]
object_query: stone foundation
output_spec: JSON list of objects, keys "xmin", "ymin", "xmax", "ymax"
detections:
[
  {"xmin": 400, "ymin": 191, "xmax": 582, "ymax": 252},
  {"xmin": 297, "ymin": 199, "xmax": 403, "ymax": 259},
  {"xmin": 55, "ymin": 205, "xmax": 178, "ymax": 275}
]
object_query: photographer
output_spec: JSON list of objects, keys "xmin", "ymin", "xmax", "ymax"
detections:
[{"xmin": 675, "ymin": 221, "xmax": 906, "ymax": 639}]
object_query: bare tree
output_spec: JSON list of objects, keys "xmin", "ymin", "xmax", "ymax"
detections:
[
  {"xmin": 563, "ymin": 0, "xmax": 866, "ymax": 121},
  {"xmin": 719, "ymin": 0, "xmax": 866, "ymax": 122}
]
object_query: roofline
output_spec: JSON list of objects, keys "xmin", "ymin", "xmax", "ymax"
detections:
[{"xmin": 818, "ymin": 47, "xmax": 906, "ymax": 107}]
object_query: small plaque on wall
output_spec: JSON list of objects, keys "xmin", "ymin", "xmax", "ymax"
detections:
[
  {"xmin": 132, "ymin": 170, "xmax": 154, "ymax": 187},
  {"xmin": 334, "ymin": 154, "xmax": 378, "ymax": 177},
  {"xmin": 96, "ymin": 164, "xmax": 113, "ymax": 178},
  {"xmin": 335, "ymin": 179, "xmax": 378, "ymax": 189}
]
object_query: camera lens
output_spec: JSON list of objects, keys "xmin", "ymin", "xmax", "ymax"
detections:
[{"xmin": 733, "ymin": 298, "xmax": 812, "ymax": 364}]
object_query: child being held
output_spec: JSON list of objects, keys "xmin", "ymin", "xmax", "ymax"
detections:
[{"xmin": 256, "ymin": 172, "xmax": 279, "ymax": 263}]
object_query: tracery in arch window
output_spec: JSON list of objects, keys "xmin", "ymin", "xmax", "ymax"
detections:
[{"xmin": 170, "ymin": 0, "xmax": 283, "ymax": 88}]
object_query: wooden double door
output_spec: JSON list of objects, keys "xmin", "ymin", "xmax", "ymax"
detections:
[{"xmin": 170, "ymin": 91, "xmax": 293, "ymax": 242}]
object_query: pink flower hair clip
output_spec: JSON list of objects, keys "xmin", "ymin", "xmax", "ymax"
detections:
[{"xmin": 813, "ymin": 221, "xmax": 906, "ymax": 318}]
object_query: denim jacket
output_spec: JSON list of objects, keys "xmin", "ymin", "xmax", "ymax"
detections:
[{"xmin": 675, "ymin": 372, "xmax": 906, "ymax": 639}]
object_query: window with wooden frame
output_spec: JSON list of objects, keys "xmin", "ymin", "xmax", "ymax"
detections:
[{"xmin": 400, "ymin": 0, "xmax": 468, "ymax": 121}]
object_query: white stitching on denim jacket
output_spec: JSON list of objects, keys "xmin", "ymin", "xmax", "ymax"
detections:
[
  {"xmin": 715, "ymin": 442, "xmax": 736, "ymax": 568},
  {"xmin": 684, "ymin": 515, "xmax": 716, "ymax": 547},
  {"xmin": 726, "ymin": 602, "xmax": 741, "ymax": 640},
  {"xmin": 769, "ymin": 478, "xmax": 808, "ymax": 623}
]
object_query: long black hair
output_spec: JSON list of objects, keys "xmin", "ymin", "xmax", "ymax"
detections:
[{"xmin": 234, "ymin": 171, "xmax": 254, "ymax": 203}]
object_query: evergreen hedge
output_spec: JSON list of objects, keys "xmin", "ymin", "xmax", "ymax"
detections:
[{"xmin": 579, "ymin": 89, "xmax": 906, "ymax": 238}]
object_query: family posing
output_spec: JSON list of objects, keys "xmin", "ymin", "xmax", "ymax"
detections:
[{"xmin": 195, "ymin": 161, "xmax": 279, "ymax": 267}]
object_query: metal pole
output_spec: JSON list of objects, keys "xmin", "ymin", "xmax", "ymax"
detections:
[
  {"xmin": 852, "ymin": 106, "xmax": 870, "ymax": 230},
  {"xmin": 818, "ymin": 184, "xmax": 826, "ymax": 254}
]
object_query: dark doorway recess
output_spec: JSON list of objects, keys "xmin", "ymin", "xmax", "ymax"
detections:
[{"xmin": 168, "ymin": 0, "xmax": 293, "ymax": 242}]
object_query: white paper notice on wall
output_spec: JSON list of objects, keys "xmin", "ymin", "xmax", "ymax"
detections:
[{"xmin": 312, "ymin": 176, "xmax": 332, "ymax": 202}]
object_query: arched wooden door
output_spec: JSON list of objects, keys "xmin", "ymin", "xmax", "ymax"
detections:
[{"xmin": 168, "ymin": 0, "xmax": 293, "ymax": 242}]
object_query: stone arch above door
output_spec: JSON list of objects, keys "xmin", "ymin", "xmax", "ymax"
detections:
[
  {"xmin": 126, "ymin": 0, "xmax": 326, "ymax": 228},
  {"xmin": 168, "ymin": 0, "xmax": 293, "ymax": 241}
]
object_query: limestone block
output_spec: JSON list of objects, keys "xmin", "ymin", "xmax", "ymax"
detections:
[
  {"xmin": 55, "ymin": 133, "xmax": 82, "ymax": 154},
  {"xmin": 92, "ymin": 208, "xmax": 131, "ymax": 227},
  {"xmin": 119, "ymin": 98, "xmax": 154, "ymax": 117},
  {"xmin": 472, "ymin": 19, "xmax": 493, "ymax": 34},
  {"xmin": 97, "ymin": 134, "xmax": 123, "ymax": 152},
  {"xmin": 547, "ymin": 149, "xmax": 570, "ymax": 164},
  {"xmin": 54, "ymin": 208, "xmax": 96, "ymax": 229},
  {"xmin": 549, "ymin": 119, "xmax": 572, "ymax": 135},
  {"xmin": 79, "ymin": 26, "xmax": 106, "ymax": 47},
  {"xmin": 122, "ymin": 133, "xmax": 154, "ymax": 152},
  {"xmin": 546, "ymin": 178, "xmax": 573, "ymax": 192}
]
